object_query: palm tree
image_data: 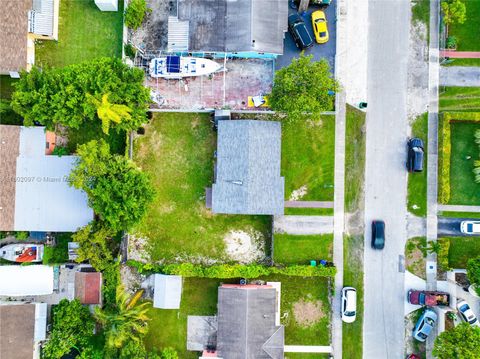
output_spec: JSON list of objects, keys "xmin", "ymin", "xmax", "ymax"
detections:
[
  {"xmin": 88, "ymin": 93, "xmax": 132, "ymax": 134},
  {"xmin": 94, "ymin": 285, "xmax": 149, "ymax": 349}
]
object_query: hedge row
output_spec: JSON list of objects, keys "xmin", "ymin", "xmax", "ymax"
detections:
[
  {"xmin": 437, "ymin": 237, "xmax": 450, "ymax": 272},
  {"xmin": 127, "ymin": 260, "xmax": 336, "ymax": 278},
  {"xmin": 438, "ymin": 112, "xmax": 480, "ymax": 204}
]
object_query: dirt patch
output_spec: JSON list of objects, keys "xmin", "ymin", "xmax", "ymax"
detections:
[
  {"xmin": 223, "ymin": 230, "xmax": 264, "ymax": 263},
  {"xmin": 407, "ymin": 21, "xmax": 429, "ymax": 121},
  {"xmin": 293, "ymin": 298, "xmax": 325, "ymax": 327},
  {"xmin": 120, "ymin": 264, "xmax": 145, "ymax": 295},
  {"xmin": 345, "ymin": 209, "xmax": 364, "ymax": 236},
  {"xmin": 130, "ymin": 0, "xmax": 170, "ymax": 51},
  {"xmin": 289, "ymin": 185, "xmax": 308, "ymax": 201},
  {"xmin": 127, "ymin": 234, "xmax": 152, "ymax": 262},
  {"xmin": 405, "ymin": 237, "xmax": 427, "ymax": 280}
]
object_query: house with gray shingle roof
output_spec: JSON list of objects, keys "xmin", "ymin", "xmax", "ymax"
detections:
[{"xmin": 211, "ymin": 120, "xmax": 284, "ymax": 215}]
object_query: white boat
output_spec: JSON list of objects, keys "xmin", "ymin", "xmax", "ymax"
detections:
[
  {"xmin": 0, "ymin": 243, "xmax": 44, "ymax": 263},
  {"xmin": 149, "ymin": 56, "xmax": 222, "ymax": 79}
]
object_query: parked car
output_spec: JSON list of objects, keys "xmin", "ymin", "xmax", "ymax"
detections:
[
  {"xmin": 407, "ymin": 290, "xmax": 450, "ymax": 306},
  {"xmin": 407, "ymin": 138, "xmax": 424, "ymax": 172},
  {"xmin": 406, "ymin": 355, "xmax": 421, "ymax": 359},
  {"xmin": 311, "ymin": 10, "xmax": 329, "ymax": 44},
  {"xmin": 457, "ymin": 300, "xmax": 479, "ymax": 326},
  {"xmin": 371, "ymin": 220, "xmax": 385, "ymax": 249},
  {"xmin": 341, "ymin": 287, "xmax": 357, "ymax": 323},
  {"xmin": 288, "ymin": 14, "xmax": 314, "ymax": 49},
  {"xmin": 460, "ymin": 220, "xmax": 480, "ymax": 235},
  {"xmin": 413, "ymin": 308, "xmax": 437, "ymax": 342}
]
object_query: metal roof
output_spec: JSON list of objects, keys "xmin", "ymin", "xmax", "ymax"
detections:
[
  {"xmin": 153, "ymin": 274, "xmax": 183, "ymax": 309},
  {"xmin": 0, "ymin": 265, "xmax": 53, "ymax": 296},
  {"xmin": 167, "ymin": 16, "xmax": 189, "ymax": 51},
  {"xmin": 212, "ymin": 120, "xmax": 284, "ymax": 215},
  {"xmin": 217, "ymin": 286, "xmax": 284, "ymax": 359},
  {"xmin": 175, "ymin": 0, "xmax": 288, "ymax": 54}
]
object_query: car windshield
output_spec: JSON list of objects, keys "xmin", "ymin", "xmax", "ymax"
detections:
[
  {"xmin": 344, "ymin": 310, "xmax": 355, "ymax": 316},
  {"xmin": 320, "ymin": 32, "xmax": 327, "ymax": 37},
  {"xmin": 460, "ymin": 304, "xmax": 469, "ymax": 312},
  {"xmin": 469, "ymin": 317, "xmax": 478, "ymax": 324},
  {"xmin": 316, "ymin": 18, "xmax": 326, "ymax": 23},
  {"xmin": 418, "ymin": 332, "xmax": 427, "ymax": 339},
  {"xmin": 468, "ymin": 223, "xmax": 473, "ymax": 232},
  {"xmin": 425, "ymin": 317, "xmax": 434, "ymax": 325},
  {"xmin": 419, "ymin": 293, "xmax": 425, "ymax": 302}
]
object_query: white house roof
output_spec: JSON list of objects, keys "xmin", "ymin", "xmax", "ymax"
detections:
[
  {"xmin": 34, "ymin": 303, "xmax": 47, "ymax": 341},
  {"xmin": 0, "ymin": 265, "xmax": 53, "ymax": 296},
  {"xmin": 153, "ymin": 274, "xmax": 182, "ymax": 309}
]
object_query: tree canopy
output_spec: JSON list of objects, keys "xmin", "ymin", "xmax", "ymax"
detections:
[
  {"xmin": 433, "ymin": 322, "xmax": 480, "ymax": 359},
  {"xmin": 11, "ymin": 58, "xmax": 150, "ymax": 133},
  {"xmin": 269, "ymin": 54, "xmax": 338, "ymax": 122},
  {"xmin": 70, "ymin": 139, "xmax": 155, "ymax": 232},
  {"xmin": 72, "ymin": 223, "xmax": 115, "ymax": 271},
  {"xmin": 441, "ymin": 0, "xmax": 467, "ymax": 35},
  {"xmin": 467, "ymin": 256, "xmax": 480, "ymax": 295},
  {"xmin": 41, "ymin": 299, "xmax": 95, "ymax": 359}
]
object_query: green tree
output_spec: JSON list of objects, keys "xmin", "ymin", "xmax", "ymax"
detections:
[
  {"xmin": 88, "ymin": 93, "xmax": 132, "ymax": 134},
  {"xmin": 70, "ymin": 139, "xmax": 155, "ymax": 232},
  {"xmin": 441, "ymin": 0, "xmax": 467, "ymax": 36},
  {"xmin": 159, "ymin": 348, "xmax": 179, "ymax": 359},
  {"xmin": 125, "ymin": 0, "xmax": 149, "ymax": 30},
  {"xmin": 269, "ymin": 54, "xmax": 338, "ymax": 122},
  {"xmin": 94, "ymin": 285, "xmax": 150, "ymax": 351},
  {"xmin": 72, "ymin": 223, "xmax": 115, "ymax": 271},
  {"xmin": 467, "ymin": 256, "xmax": 480, "ymax": 295},
  {"xmin": 11, "ymin": 58, "xmax": 150, "ymax": 132},
  {"xmin": 433, "ymin": 322, "xmax": 480, "ymax": 359},
  {"xmin": 42, "ymin": 299, "xmax": 95, "ymax": 359}
]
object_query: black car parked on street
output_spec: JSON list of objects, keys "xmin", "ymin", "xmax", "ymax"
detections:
[
  {"xmin": 288, "ymin": 14, "xmax": 314, "ymax": 50},
  {"xmin": 407, "ymin": 138, "xmax": 424, "ymax": 172}
]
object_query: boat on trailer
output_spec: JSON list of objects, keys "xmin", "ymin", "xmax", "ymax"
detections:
[
  {"xmin": 149, "ymin": 56, "xmax": 222, "ymax": 79},
  {"xmin": 0, "ymin": 243, "xmax": 44, "ymax": 262}
]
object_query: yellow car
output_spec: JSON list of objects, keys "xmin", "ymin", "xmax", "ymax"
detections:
[{"xmin": 311, "ymin": 10, "xmax": 329, "ymax": 44}]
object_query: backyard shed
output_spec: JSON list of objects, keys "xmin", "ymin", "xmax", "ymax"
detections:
[
  {"xmin": 153, "ymin": 274, "xmax": 183, "ymax": 309},
  {"xmin": 75, "ymin": 271, "xmax": 103, "ymax": 305},
  {"xmin": 211, "ymin": 120, "xmax": 285, "ymax": 215},
  {"xmin": 94, "ymin": 0, "xmax": 118, "ymax": 11},
  {"xmin": 0, "ymin": 265, "xmax": 53, "ymax": 296}
]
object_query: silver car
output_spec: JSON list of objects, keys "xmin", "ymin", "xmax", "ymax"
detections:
[{"xmin": 413, "ymin": 308, "xmax": 437, "ymax": 342}]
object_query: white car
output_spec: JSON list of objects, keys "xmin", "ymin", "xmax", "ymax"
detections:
[
  {"xmin": 341, "ymin": 287, "xmax": 357, "ymax": 323},
  {"xmin": 460, "ymin": 221, "xmax": 480, "ymax": 234},
  {"xmin": 457, "ymin": 300, "xmax": 479, "ymax": 326}
]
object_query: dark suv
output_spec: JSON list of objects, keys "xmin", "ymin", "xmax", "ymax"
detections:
[
  {"xmin": 288, "ymin": 14, "xmax": 314, "ymax": 49},
  {"xmin": 371, "ymin": 220, "xmax": 385, "ymax": 250},
  {"xmin": 407, "ymin": 138, "xmax": 424, "ymax": 172}
]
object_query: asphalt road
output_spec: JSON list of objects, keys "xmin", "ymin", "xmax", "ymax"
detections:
[
  {"xmin": 363, "ymin": 1, "xmax": 410, "ymax": 358},
  {"xmin": 438, "ymin": 217, "xmax": 480, "ymax": 237},
  {"xmin": 275, "ymin": 2, "xmax": 337, "ymax": 70}
]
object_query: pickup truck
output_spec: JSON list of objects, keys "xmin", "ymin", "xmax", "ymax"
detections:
[{"xmin": 408, "ymin": 290, "xmax": 450, "ymax": 306}]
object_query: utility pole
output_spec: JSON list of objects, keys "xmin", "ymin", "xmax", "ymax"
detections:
[{"xmin": 299, "ymin": 0, "xmax": 309, "ymax": 13}]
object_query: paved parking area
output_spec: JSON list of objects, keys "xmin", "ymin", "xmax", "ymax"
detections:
[
  {"xmin": 275, "ymin": 2, "xmax": 337, "ymax": 70},
  {"xmin": 438, "ymin": 216, "xmax": 480, "ymax": 237}
]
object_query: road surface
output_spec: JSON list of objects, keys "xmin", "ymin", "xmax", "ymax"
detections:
[{"xmin": 363, "ymin": 1, "xmax": 410, "ymax": 358}]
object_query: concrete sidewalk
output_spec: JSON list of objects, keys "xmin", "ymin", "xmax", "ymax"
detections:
[
  {"xmin": 440, "ymin": 66, "xmax": 480, "ymax": 86},
  {"xmin": 273, "ymin": 216, "xmax": 334, "ymax": 235},
  {"xmin": 284, "ymin": 201, "xmax": 334, "ymax": 208},
  {"xmin": 438, "ymin": 204, "xmax": 480, "ymax": 212}
]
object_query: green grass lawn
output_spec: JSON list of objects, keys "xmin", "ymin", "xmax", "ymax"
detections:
[
  {"xmin": 443, "ymin": 58, "xmax": 480, "ymax": 67},
  {"xmin": 284, "ymin": 207, "xmax": 333, "ymax": 216},
  {"xmin": 449, "ymin": 0, "xmax": 480, "ymax": 51},
  {"xmin": 449, "ymin": 121, "xmax": 480, "ymax": 204},
  {"xmin": 448, "ymin": 236, "xmax": 480, "ymax": 268},
  {"xmin": 132, "ymin": 113, "xmax": 271, "ymax": 262},
  {"xmin": 412, "ymin": 0, "xmax": 430, "ymax": 27},
  {"xmin": 408, "ymin": 113, "xmax": 428, "ymax": 217},
  {"xmin": 35, "ymin": 0, "xmax": 123, "ymax": 68},
  {"xmin": 439, "ymin": 211, "xmax": 480, "ymax": 219},
  {"xmin": 342, "ymin": 235, "xmax": 364, "ymax": 359},
  {"xmin": 144, "ymin": 275, "xmax": 331, "ymax": 357},
  {"xmin": 285, "ymin": 354, "xmax": 331, "ymax": 359},
  {"xmin": 63, "ymin": 122, "xmax": 126, "ymax": 155},
  {"xmin": 144, "ymin": 277, "xmax": 222, "ymax": 359},
  {"xmin": 440, "ymin": 87, "xmax": 480, "ymax": 112},
  {"xmin": 345, "ymin": 105, "xmax": 366, "ymax": 212},
  {"xmin": 0, "ymin": 76, "xmax": 17, "ymax": 100},
  {"xmin": 273, "ymin": 234, "xmax": 333, "ymax": 265},
  {"xmin": 282, "ymin": 115, "xmax": 335, "ymax": 201}
]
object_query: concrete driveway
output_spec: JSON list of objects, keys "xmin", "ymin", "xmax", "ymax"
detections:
[
  {"xmin": 275, "ymin": 1, "xmax": 337, "ymax": 70},
  {"xmin": 363, "ymin": 1, "xmax": 410, "ymax": 358},
  {"xmin": 438, "ymin": 216, "xmax": 480, "ymax": 237},
  {"xmin": 440, "ymin": 66, "xmax": 480, "ymax": 86},
  {"xmin": 273, "ymin": 215, "xmax": 334, "ymax": 235}
]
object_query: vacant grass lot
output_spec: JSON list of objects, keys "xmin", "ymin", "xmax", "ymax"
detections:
[
  {"xmin": 448, "ymin": 236, "xmax": 480, "ymax": 268},
  {"xmin": 412, "ymin": 0, "xmax": 430, "ymax": 28},
  {"xmin": 449, "ymin": 122, "xmax": 480, "ymax": 204},
  {"xmin": 449, "ymin": 0, "xmax": 480, "ymax": 51},
  {"xmin": 345, "ymin": 105, "xmax": 366, "ymax": 212},
  {"xmin": 282, "ymin": 115, "xmax": 335, "ymax": 201},
  {"xmin": 133, "ymin": 113, "xmax": 271, "ymax": 262},
  {"xmin": 408, "ymin": 113, "xmax": 428, "ymax": 217},
  {"xmin": 35, "ymin": 0, "xmax": 123, "ymax": 68},
  {"xmin": 274, "ymin": 234, "xmax": 333, "ymax": 264},
  {"xmin": 440, "ymin": 87, "xmax": 480, "ymax": 112},
  {"xmin": 144, "ymin": 275, "xmax": 331, "ymax": 357},
  {"xmin": 342, "ymin": 235, "xmax": 364, "ymax": 359}
]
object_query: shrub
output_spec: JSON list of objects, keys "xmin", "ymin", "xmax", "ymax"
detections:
[
  {"xmin": 446, "ymin": 36, "xmax": 458, "ymax": 49},
  {"xmin": 124, "ymin": 44, "xmax": 137, "ymax": 59},
  {"xmin": 52, "ymin": 146, "xmax": 69, "ymax": 156},
  {"xmin": 15, "ymin": 231, "xmax": 29, "ymax": 240},
  {"xmin": 437, "ymin": 238, "xmax": 451, "ymax": 271},
  {"xmin": 124, "ymin": 0, "xmax": 149, "ymax": 30},
  {"xmin": 467, "ymin": 257, "xmax": 480, "ymax": 295},
  {"xmin": 127, "ymin": 260, "xmax": 336, "ymax": 278}
]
